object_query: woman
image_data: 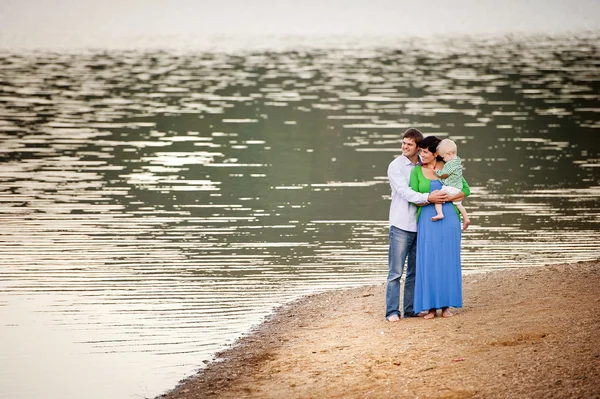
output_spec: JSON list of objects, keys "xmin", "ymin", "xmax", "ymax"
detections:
[{"xmin": 410, "ymin": 136, "xmax": 470, "ymax": 319}]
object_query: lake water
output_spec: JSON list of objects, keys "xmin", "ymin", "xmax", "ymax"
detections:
[{"xmin": 0, "ymin": 33, "xmax": 599, "ymax": 399}]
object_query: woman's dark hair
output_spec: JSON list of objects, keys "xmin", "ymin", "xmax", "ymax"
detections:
[
  {"xmin": 417, "ymin": 135, "xmax": 441, "ymax": 153},
  {"xmin": 417, "ymin": 135, "xmax": 444, "ymax": 161}
]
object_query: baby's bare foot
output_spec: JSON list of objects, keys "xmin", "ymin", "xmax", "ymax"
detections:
[
  {"xmin": 431, "ymin": 214, "xmax": 444, "ymax": 222},
  {"xmin": 462, "ymin": 218, "xmax": 471, "ymax": 231}
]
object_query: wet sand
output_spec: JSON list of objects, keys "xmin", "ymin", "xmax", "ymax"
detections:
[{"xmin": 159, "ymin": 260, "xmax": 599, "ymax": 399}]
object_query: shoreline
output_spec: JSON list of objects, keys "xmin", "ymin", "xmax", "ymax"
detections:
[{"xmin": 159, "ymin": 260, "xmax": 599, "ymax": 398}]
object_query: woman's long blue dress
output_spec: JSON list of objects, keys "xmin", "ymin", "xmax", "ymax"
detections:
[{"xmin": 413, "ymin": 179, "xmax": 463, "ymax": 313}]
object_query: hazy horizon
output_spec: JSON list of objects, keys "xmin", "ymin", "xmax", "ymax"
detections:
[{"xmin": 1, "ymin": 0, "xmax": 599, "ymax": 50}]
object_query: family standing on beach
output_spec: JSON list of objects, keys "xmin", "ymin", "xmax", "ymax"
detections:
[{"xmin": 385, "ymin": 128, "xmax": 470, "ymax": 321}]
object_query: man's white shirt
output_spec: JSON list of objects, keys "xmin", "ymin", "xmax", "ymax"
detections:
[{"xmin": 387, "ymin": 155, "xmax": 429, "ymax": 232}]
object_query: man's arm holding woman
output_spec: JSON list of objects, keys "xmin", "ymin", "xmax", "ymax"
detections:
[{"xmin": 388, "ymin": 164, "xmax": 447, "ymax": 204}]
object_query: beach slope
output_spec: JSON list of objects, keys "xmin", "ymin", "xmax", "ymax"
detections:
[{"xmin": 159, "ymin": 260, "xmax": 599, "ymax": 398}]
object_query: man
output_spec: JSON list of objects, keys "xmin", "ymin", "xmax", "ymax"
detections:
[{"xmin": 385, "ymin": 128, "xmax": 449, "ymax": 322}]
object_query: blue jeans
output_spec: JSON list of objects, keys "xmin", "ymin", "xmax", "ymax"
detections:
[{"xmin": 385, "ymin": 226, "xmax": 417, "ymax": 319}]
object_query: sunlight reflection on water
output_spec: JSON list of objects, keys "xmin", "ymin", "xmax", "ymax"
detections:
[{"xmin": 0, "ymin": 33, "xmax": 599, "ymax": 399}]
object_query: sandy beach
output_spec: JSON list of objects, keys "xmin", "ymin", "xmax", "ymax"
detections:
[{"xmin": 159, "ymin": 260, "xmax": 599, "ymax": 399}]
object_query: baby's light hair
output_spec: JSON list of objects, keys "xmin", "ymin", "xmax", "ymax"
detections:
[{"xmin": 437, "ymin": 139, "xmax": 457, "ymax": 156}]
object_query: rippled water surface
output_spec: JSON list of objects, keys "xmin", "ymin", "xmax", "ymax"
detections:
[{"xmin": 1, "ymin": 34, "xmax": 599, "ymax": 399}]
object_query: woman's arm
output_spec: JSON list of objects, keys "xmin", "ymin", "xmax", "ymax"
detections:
[
  {"xmin": 411, "ymin": 167, "xmax": 448, "ymax": 227},
  {"xmin": 410, "ymin": 166, "xmax": 448, "ymax": 205},
  {"xmin": 409, "ymin": 169, "xmax": 427, "ymax": 206},
  {"xmin": 461, "ymin": 177, "xmax": 470, "ymax": 197},
  {"xmin": 448, "ymin": 191, "xmax": 465, "ymax": 202}
]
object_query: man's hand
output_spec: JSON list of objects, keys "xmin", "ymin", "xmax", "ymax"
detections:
[{"xmin": 427, "ymin": 190, "xmax": 449, "ymax": 204}]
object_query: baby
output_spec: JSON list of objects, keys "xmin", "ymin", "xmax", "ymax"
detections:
[{"xmin": 433, "ymin": 139, "xmax": 470, "ymax": 231}]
